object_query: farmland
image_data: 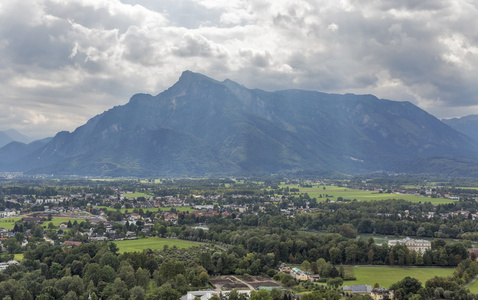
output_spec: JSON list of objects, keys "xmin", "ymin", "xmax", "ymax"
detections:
[
  {"xmin": 114, "ymin": 237, "xmax": 202, "ymax": 253},
  {"xmin": 280, "ymin": 184, "xmax": 457, "ymax": 204}
]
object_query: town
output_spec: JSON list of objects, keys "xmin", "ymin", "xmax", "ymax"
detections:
[{"xmin": 1, "ymin": 178, "xmax": 478, "ymax": 299}]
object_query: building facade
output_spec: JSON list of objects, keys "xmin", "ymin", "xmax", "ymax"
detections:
[{"xmin": 388, "ymin": 237, "xmax": 431, "ymax": 254}]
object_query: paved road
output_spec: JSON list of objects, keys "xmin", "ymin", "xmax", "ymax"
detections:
[{"xmin": 464, "ymin": 273, "xmax": 478, "ymax": 289}]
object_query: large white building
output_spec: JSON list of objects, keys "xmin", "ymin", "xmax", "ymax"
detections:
[{"xmin": 388, "ymin": 237, "xmax": 431, "ymax": 254}]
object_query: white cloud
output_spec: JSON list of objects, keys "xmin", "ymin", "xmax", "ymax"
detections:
[{"xmin": 1, "ymin": 0, "xmax": 478, "ymax": 139}]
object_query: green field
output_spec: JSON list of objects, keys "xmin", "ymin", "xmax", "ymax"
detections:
[
  {"xmin": 347, "ymin": 266, "xmax": 455, "ymax": 288},
  {"xmin": 114, "ymin": 237, "xmax": 201, "ymax": 253},
  {"xmin": 14, "ymin": 254, "xmax": 23, "ymax": 261},
  {"xmin": 0, "ymin": 217, "xmax": 22, "ymax": 230},
  {"xmin": 465, "ymin": 278, "xmax": 478, "ymax": 293},
  {"xmin": 280, "ymin": 184, "xmax": 457, "ymax": 204},
  {"xmin": 122, "ymin": 192, "xmax": 153, "ymax": 199},
  {"xmin": 46, "ymin": 217, "xmax": 89, "ymax": 227}
]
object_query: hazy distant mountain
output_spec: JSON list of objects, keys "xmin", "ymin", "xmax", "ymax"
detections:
[
  {"xmin": 0, "ymin": 132, "xmax": 13, "ymax": 149},
  {"xmin": 0, "ymin": 129, "xmax": 31, "ymax": 148},
  {"xmin": 0, "ymin": 137, "xmax": 52, "ymax": 165},
  {"xmin": 442, "ymin": 115, "xmax": 478, "ymax": 142},
  {"xmin": 2, "ymin": 71, "xmax": 478, "ymax": 177}
]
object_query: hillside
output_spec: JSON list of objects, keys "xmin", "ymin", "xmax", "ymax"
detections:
[
  {"xmin": 1, "ymin": 71, "xmax": 477, "ymax": 177},
  {"xmin": 442, "ymin": 115, "xmax": 478, "ymax": 142}
]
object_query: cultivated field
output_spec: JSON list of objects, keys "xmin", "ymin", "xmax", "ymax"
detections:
[
  {"xmin": 114, "ymin": 237, "xmax": 201, "ymax": 253},
  {"xmin": 279, "ymin": 184, "xmax": 457, "ymax": 204}
]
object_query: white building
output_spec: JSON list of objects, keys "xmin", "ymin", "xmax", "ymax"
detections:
[{"xmin": 388, "ymin": 237, "xmax": 431, "ymax": 254}]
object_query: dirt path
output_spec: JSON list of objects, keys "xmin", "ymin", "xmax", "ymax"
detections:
[{"xmin": 230, "ymin": 276, "xmax": 255, "ymax": 290}]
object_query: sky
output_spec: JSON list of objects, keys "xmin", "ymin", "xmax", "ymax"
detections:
[{"xmin": 1, "ymin": 0, "xmax": 478, "ymax": 139}]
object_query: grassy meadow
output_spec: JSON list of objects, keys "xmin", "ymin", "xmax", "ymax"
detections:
[
  {"xmin": 279, "ymin": 184, "xmax": 457, "ymax": 204},
  {"xmin": 0, "ymin": 217, "xmax": 22, "ymax": 230},
  {"xmin": 14, "ymin": 254, "xmax": 23, "ymax": 261},
  {"xmin": 114, "ymin": 237, "xmax": 201, "ymax": 253},
  {"xmin": 465, "ymin": 278, "xmax": 478, "ymax": 293},
  {"xmin": 346, "ymin": 266, "xmax": 455, "ymax": 288},
  {"xmin": 122, "ymin": 192, "xmax": 154, "ymax": 199}
]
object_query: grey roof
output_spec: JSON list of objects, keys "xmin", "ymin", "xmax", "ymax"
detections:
[{"xmin": 343, "ymin": 285, "xmax": 372, "ymax": 293}]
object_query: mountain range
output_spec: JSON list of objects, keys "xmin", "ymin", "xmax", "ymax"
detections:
[
  {"xmin": 0, "ymin": 129, "xmax": 31, "ymax": 148},
  {"xmin": 442, "ymin": 115, "xmax": 478, "ymax": 143},
  {"xmin": 1, "ymin": 71, "xmax": 478, "ymax": 177}
]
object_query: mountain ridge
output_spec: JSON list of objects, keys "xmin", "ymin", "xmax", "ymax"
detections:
[
  {"xmin": 442, "ymin": 115, "xmax": 478, "ymax": 142},
  {"xmin": 1, "ymin": 71, "xmax": 477, "ymax": 177}
]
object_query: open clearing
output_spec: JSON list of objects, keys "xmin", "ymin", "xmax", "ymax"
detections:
[
  {"xmin": 115, "ymin": 237, "xmax": 201, "ymax": 253},
  {"xmin": 14, "ymin": 254, "xmax": 23, "ymax": 261},
  {"xmin": 346, "ymin": 266, "xmax": 455, "ymax": 288},
  {"xmin": 0, "ymin": 217, "xmax": 22, "ymax": 230},
  {"xmin": 280, "ymin": 184, "xmax": 457, "ymax": 204}
]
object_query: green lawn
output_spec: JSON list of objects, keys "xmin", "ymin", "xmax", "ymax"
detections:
[
  {"xmin": 14, "ymin": 254, "xmax": 23, "ymax": 261},
  {"xmin": 279, "ymin": 184, "xmax": 457, "ymax": 204},
  {"xmin": 347, "ymin": 266, "xmax": 455, "ymax": 288},
  {"xmin": 115, "ymin": 237, "xmax": 201, "ymax": 253},
  {"xmin": 465, "ymin": 278, "xmax": 478, "ymax": 293},
  {"xmin": 122, "ymin": 192, "xmax": 154, "ymax": 199},
  {"xmin": 45, "ymin": 217, "xmax": 88, "ymax": 227},
  {"xmin": 0, "ymin": 217, "xmax": 22, "ymax": 230}
]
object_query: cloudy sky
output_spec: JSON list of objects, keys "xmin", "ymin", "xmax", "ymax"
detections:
[{"xmin": 1, "ymin": 0, "xmax": 478, "ymax": 139}]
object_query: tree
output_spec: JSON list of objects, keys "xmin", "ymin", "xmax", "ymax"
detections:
[
  {"xmin": 327, "ymin": 277, "xmax": 343, "ymax": 288},
  {"xmin": 301, "ymin": 260, "xmax": 311, "ymax": 273},
  {"xmin": 147, "ymin": 287, "xmax": 181, "ymax": 300},
  {"xmin": 329, "ymin": 247, "xmax": 340, "ymax": 264},
  {"xmin": 345, "ymin": 244, "xmax": 360, "ymax": 265},
  {"xmin": 311, "ymin": 262, "xmax": 318, "ymax": 274},
  {"xmin": 249, "ymin": 289, "xmax": 273, "ymax": 300},
  {"xmin": 63, "ymin": 291, "xmax": 78, "ymax": 300},
  {"xmin": 130, "ymin": 286, "xmax": 146, "ymax": 300},
  {"xmin": 199, "ymin": 271, "xmax": 209, "ymax": 286},
  {"xmin": 100, "ymin": 251, "xmax": 120, "ymax": 271},
  {"xmin": 391, "ymin": 276, "xmax": 422, "ymax": 297},
  {"xmin": 136, "ymin": 267, "xmax": 151, "ymax": 289},
  {"xmin": 119, "ymin": 264, "xmax": 136, "ymax": 289}
]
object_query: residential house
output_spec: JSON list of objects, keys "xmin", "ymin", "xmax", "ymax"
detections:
[
  {"xmin": 468, "ymin": 249, "xmax": 478, "ymax": 261},
  {"xmin": 290, "ymin": 267, "xmax": 309, "ymax": 281},
  {"xmin": 279, "ymin": 263, "xmax": 291, "ymax": 273},
  {"xmin": 371, "ymin": 287, "xmax": 394, "ymax": 300},
  {"xmin": 343, "ymin": 285, "xmax": 373, "ymax": 295}
]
